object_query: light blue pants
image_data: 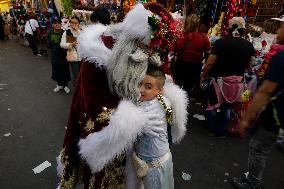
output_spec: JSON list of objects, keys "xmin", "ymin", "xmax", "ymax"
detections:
[{"xmin": 142, "ymin": 153, "xmax": 174, "ymax": 189}]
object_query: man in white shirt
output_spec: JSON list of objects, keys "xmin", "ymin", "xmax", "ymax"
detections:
[{"xmin": 24, "ymin": 15, "xmax": 41, "ymax": 56}]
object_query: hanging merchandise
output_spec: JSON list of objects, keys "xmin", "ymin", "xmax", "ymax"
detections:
[
  {"xmin": 221, "ymin": 0, "xmax": 252, "ymax": 36},
  {"xmin": 0, "ymin": 0, "xmax": 10, "ymax": 12},
  {"xmin": 208, "ymin": 12, "xmax": 224, "ymax": 45},
  {"xmin": 197, "ymin": 0, "xmax": 208, "ymax": 17},
  {"xmin": 62, "ymin": 0, "xmax": 74, "ymax": 16},
  {"xmin": 121, "ymin": 0, "xmax": 135, "ymax": 14},
  {"xmin": 211, "ymin": 0, "xmax": 218, "ymax": 21}
]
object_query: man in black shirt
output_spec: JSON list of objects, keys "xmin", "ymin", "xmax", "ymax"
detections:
[
  {"xmin": 200, "ymin": 17, "xmax": 255, "ymax": 137},
  {"xmin": 232, "ymin": 17, "xmax": 284, "ymax": 189}
]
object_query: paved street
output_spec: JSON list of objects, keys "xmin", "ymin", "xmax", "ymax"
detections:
[{"xmin": 0, "ymin": 39, "xmax": 283, "ymax": 189}]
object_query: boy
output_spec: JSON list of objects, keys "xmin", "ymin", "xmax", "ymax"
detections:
[
  {"xmin": 47, "ymin": 17, "xmax": 71, "ymax": 94},
  {"xmin": 133, "ymin": 64, "xmax": 174, "ymax": 189}
]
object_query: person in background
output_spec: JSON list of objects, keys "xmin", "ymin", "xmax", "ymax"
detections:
[
  {"xmin": 173, "ymin": 13, "xmax": 211, "ymax": 98},
  {"xmin": 4, "ymin": 12, "xmax": 11, "ymax": 40},
  {"xmin": 0, "ymin": 15, "xmax": 5, "ymax": 41},
  {"xmin": 47, "ymin": 17, "xmax": 71, "ymax": 94},
  {"xmin": 61, "ymin": 16, "xmax": 69, "ymax": 31},
  {"xmin": 232, "ymin": 16, "xmax": 284, "ymax": 189},
  {"xmin": 60, "ymin": 16, "xmax": 82, "ymax": 85},
  {"xmin": 24, "ymin": 14, "xmax": 41, "ymax": 56},
  {"xmin": 12, "ymin": 16, "xmax": 18, "ymax": 37},
  {"xmin": 200, "ymin": 17, "xmax": 255, "ymax": 138}
]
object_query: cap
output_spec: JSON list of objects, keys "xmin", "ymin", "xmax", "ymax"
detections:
[
  {"xmin": 272, "ymin": 15, "xmax": 284, "ymax": 22},
  {"xmin": 53, "ymin": 17, "xmax": 61, "ymax": 23},
  {"xmin": 229, "ymin": 17, "xmax": 246, "ymax": 29}
]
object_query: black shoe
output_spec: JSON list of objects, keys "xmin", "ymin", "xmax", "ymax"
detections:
[
  {"xmin": 231, "ymin": 177, "xmax": 262, "ymax": 189},
  {"xmin": 204, "ymin": 129, "xmax": 214, "ymax": 137}
]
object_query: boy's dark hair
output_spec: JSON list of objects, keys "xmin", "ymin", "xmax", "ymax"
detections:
[
  {"xmin": 71, "ymin": 16, "xmax": 80, "ymax": 22},
  {"xmin": 146, "ymin": 64, "xmax": 166, "ymax": 88},
  {"xmin": 52, "ymin": 17, "xmax": 61, "ymax": 24},
  {"xmin": 90, "ymin": 6, "xmax": 110, "ymax": 25}
]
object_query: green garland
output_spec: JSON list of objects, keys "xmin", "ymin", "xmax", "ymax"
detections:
[{"xmin": 62, "ymin": 0, "xmax": 74, "ymax": 16}]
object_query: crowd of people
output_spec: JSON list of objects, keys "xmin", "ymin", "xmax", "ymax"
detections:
[{"xmin": 1, "ymin": 2, "xmax": 283, "ymax": 189}]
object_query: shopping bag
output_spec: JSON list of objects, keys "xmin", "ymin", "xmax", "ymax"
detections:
[{"xmin": 66, "ymin": 48, "xmax": 77, "ymax": 62}]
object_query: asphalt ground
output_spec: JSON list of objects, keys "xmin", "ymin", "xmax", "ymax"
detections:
[{"xmin": 0, "ymin": 39, "xmax": 283, "ymax": 189}]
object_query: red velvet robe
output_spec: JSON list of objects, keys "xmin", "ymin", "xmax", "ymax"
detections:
[{"xmin": 59, "ymin": 36, "xmax": 125, "ymax": 189}]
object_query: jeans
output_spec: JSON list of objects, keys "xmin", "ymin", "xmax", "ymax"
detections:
[
  {"xmin": 69, "ymin": 61, "xmax": 81, "ymax": 81},
  {"xmin": 205, "ymin": 102, "xmax": 231, "ymax": 136},
  {"xmin": 247, "ymin": 126, "xmax": 278, "ymax": 187}
]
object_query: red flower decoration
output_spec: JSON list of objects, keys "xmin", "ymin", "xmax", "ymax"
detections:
[{"xmin": 261, "ymin": 40, "xmax": 267, "ymax": 47}]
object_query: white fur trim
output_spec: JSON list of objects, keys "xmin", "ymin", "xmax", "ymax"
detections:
[
  {"xmin": 78, "ymin": 100, "xmax": 146, "ymax": 173},
  {"xmin": 119, "ymin": 3, "xmax": 152, "ymax": 45},
  {"xmin": 129, "ymin": 48, "xmax": 149, "ymax": 63},
  {"xmin": 77, "ymin": 24, "xmax": 111, "ymax": 66},
  {"xmin": 163, "ymin": 78, "xmax": 189, "ymax": 143},
  {"xmin": 125, "ymin": 149, "xmax": 141, "ymax": 189},
  {"xmin": 148, "ymin": 53, "xmax": 162, "ymax": 66},
  {"xmin": 56, "ymin": 152, "xmax": 64, "ymax": 177}
]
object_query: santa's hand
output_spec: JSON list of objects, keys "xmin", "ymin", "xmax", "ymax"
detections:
[
  {"xmin": 143, "ymin": 114, "xmax": 165, "ymax": 137},
  {"xmin": 143, "ymin": 124, "xmax": 164, "ymax": 137}
]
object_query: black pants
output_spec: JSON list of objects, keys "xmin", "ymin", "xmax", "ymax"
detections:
[
  {"xmin": 173, "ymin": 61, "xmax": 203, "ymax": 96},
  {"xmin": 57, "ymin": 81, "xmax": 68, "ymax": 87},
  {"xmin": 0, "ymin": 27, "xmax": 4, "ymax": 40},
  {"xmin": 26, "ymin": 34, "xmax": 39, "ymax": 55}
]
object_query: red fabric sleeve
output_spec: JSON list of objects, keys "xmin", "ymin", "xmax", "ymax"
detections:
[{"xmin": 203, "ymin": 34, "xmax": 211, "ymax": 52}]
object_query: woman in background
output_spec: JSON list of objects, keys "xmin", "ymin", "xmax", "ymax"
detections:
[
  {"xmin": 60, "ymin": 16, "xmax": 82, "ymax": 86},
  {"xmin": 174, "ymin": 14, "xmax": 211, "ymax": 98}
]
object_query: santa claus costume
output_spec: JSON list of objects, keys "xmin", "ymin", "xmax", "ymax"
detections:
[{"xmin": 57, "ymin": 3, "xmax": 188, "ymax": 189}]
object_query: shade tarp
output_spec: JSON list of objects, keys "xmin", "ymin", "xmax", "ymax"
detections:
[
  {"xmin": 54, "ymin": 0, "xmax": 62, "ymax": 15},
  {"xmin": 0, "ymin": 0, "xmax": 10, "ymax": 12}
]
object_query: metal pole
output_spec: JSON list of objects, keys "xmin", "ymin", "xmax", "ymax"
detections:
[{"xmin": 253, "ymin": 5, "xmax": 259, "ymax": 25}]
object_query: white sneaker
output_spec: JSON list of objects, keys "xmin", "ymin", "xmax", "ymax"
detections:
[
  {"xmin": 54, "ymin": 85, "xmax": 63, "ymax": 92},
  {"xmin": 36, "ymin": 54, "xmax": 42, "ymax": 57},
  {"xmin": 64, "ymin": 86, "xmax": 70, "ymax": 94}
]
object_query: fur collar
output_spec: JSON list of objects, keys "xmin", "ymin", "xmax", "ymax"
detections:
[
  {"xmin": 77, "ymin": 23, "xmax": 111, "ymax": 67},
  {"xmin": 163, "ymin": 76, "xmax": 189, "ymax": 143}
]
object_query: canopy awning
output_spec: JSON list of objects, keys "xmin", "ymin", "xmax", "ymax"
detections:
[{"xmin": 0, "ymin": 0, "xmax": 10, "ymax": 12}]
